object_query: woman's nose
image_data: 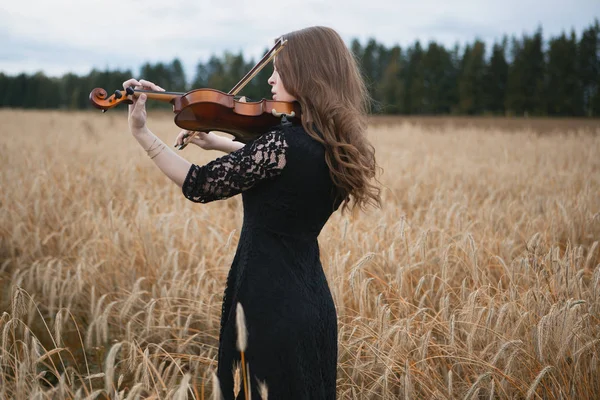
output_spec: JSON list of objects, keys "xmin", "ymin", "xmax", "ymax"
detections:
[{"xmin": 267, "ymin": 73, "xmax": 275, "ymax": 85}]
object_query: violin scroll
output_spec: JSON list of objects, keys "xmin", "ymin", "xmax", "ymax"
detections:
[{"xmin": 89, "ymin": 87, "xmax": 134, "ymax": 110}]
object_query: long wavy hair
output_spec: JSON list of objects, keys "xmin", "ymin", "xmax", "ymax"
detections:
[{"xmin": 275, "ymin": 26, "xmax": 381, "ymax": 212}]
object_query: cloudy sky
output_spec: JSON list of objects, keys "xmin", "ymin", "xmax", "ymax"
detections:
[{"xmin": 1, "ymin": 0, "xmax": 598, "ymax": 82}]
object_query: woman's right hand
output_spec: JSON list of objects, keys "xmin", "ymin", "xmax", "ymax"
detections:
[{"xmin": 174, "ymin": 130, "xmax": 223, "ymax": 151}]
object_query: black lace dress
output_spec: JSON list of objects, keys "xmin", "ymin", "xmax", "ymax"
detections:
[{"xmin": 182, "ymin": 124, "xmax": 340, "ymax": 399}]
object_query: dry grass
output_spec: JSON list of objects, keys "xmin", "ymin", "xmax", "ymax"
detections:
[{"xmin": 0, "ymin": 109, "xmax": 599, "ymax": 399}]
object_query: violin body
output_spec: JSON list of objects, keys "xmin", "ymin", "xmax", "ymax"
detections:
[{"xmin": 173, "ymin": 88, "xmax": 301, "ymax": 143}]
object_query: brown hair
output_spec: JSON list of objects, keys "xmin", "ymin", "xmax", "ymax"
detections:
[{"xmin": 275, "ymin": 26, "xmax": 381, "ymax": 212}]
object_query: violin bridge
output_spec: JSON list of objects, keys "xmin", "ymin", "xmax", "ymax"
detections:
[{"xmin": 271, "ymin": 109, "xmax": 296, "ymax": 119}]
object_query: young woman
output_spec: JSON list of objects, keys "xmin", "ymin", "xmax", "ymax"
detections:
[{"xmin": 124, "ymin": 26, "xmax": 380, "ymax": 399}]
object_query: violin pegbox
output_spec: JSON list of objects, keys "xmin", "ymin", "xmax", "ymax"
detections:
[{"xmin": 89, "ymin": 87, "xmax": 134, "ymax": 111}]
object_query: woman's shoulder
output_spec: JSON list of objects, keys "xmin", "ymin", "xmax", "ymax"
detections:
[
  {"xmin": 272, "ymin": 123, "xmax": 322, "ymax": 147},
  {"xmin": 272, "ymin": 124, "xmax": 326, "ymax": 164},
  {"xmin": 250, "ymin": 123, "xmax": 323, "ymax": 155}
]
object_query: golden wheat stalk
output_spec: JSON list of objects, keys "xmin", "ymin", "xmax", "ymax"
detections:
[{"xmin": 236, "ymin": 302, "xmax": 250, "ymax": 400}]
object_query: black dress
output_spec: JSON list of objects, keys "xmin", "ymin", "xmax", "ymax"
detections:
[{"xmin": 182, "ymin": 124, "xmax": 340, "ymax": 399}]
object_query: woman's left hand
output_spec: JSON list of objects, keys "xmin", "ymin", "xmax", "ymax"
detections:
[{"xmin": 122, "ymin": 78, "xmax": 165, "ymax": 135}]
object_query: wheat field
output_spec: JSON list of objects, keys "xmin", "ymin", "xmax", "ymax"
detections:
[{"xmin": 0, "ymin": 109, "xmax": 599, "ymax": 399}]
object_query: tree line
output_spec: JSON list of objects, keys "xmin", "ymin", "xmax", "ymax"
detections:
[{"xmin": 1, "ymin": 20, "xmax": 598, "ymax": 116}]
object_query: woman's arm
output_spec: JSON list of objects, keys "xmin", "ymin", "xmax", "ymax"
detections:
[
  {"xmin": 173, "ymin": 129, "xmax": 245, "ymax": 154},
  {"xmin": 124, "ymin": 78, "xmax": 191, "ymax": 187},
  {"xmin": 182, "ymin": 130, "xmax": 287, "ymax": 203},
  {"xmin": 133, "ymin": 126, "xmax": 191, "ymax": 188},
  {"xmin": 217, "ymin": 138, "xmax": 245, "ymax": 153}
]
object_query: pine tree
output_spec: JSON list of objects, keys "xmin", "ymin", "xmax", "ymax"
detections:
[
  {"xmin": 0, "ymin": 73, "xmax": 7, "ymax": 107},
  {"xmin": 546, "ymin": 31, "xmax": 583, "ymax": 115},
  {"xmin": 458, "ymin": 40, "xmax": 486, "ymax": 115},
  {"xmin": 578, "ymin": 19, "xmax": 600, "ymax": 116},
  {"xmin": 421, "ymin": 42, "xmax": 456, "ymax": 114},
  {"xmin": 483, "ymin": 39, "xmax": 509, "ymax": 115},
  {"xmin": 170, "ymin": 58, "xmax": 187, "ymax": 92},
  {"xmin": 378, "ymin": 46, "xmax": 404, "ymax": 114},
  {"xmin": 506, "ymin": 28, "xmax": 546, "ymax": 116},
  {"xmin": 405, "ymin": 41, "xmax": 425, "ymax": 114},
  {"xmin": 192, "ymin": 62, "xmax": 209, "ymax": 89}
]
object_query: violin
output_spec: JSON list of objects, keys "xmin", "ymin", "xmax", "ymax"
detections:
[{"xmin": 89, "ymin": 39, "xmax": 301, "ymax": 146}]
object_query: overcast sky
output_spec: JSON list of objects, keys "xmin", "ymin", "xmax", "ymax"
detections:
[{"xmin": 1, "ymin": 0, "xmax": 598, "ymax": 82}]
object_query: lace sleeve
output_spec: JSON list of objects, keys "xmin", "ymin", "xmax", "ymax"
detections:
[{"xmin": 182, "ymin": 130, "xmax": 288, "ymax": 203}]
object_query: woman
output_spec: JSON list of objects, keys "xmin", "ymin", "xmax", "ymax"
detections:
[{"xmin": 124, "ymin": 26, "xmax": 380, "ymax": 399}]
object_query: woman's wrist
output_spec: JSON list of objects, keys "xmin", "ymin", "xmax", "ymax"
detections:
[
  {"xmin": 221, "ymin": 138, "xmax": 245, "ymax": 153},
  {"xmin": 132, "ymin": 126, "xmax": 151, "ymax": 138},
  {"xmin": 131, "ymin": 127, "xmax": 161, "ymax": 157},
  {"xmin": 212, "ymin": 135, "xmax": 231, "ymax": 152}
]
